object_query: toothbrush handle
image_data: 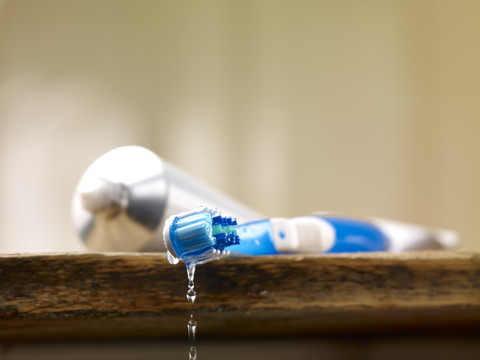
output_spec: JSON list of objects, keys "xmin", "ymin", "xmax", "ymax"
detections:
[
  {"xmin": 319, "ymin": 216, "xmax": 390, "ymax": 253},
  {"xmin": 232, "ymin": 217, "xmax": 389, "ymax": 255}
]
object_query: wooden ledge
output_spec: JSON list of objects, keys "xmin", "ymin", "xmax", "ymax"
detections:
[{"xmin": 0, "ymin": 251, "xmax": 478, "ymax": 340}]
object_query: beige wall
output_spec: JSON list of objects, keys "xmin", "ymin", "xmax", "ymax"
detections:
[{"xmin": 0, "ymin": 0, "xmax": 479, "ymax": 252}]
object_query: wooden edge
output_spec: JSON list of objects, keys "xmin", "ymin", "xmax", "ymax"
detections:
[{"xmin": 0, "ymin": 251, "xmax": 478, "ymax": 340}]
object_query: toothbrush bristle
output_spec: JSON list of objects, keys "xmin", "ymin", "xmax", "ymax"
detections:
[
  {"xmin": 211, "ymin": 215, "xmax": 240, "ymax": 250},
  {"xmin": 168, "ymin": 207, "xmax": 239, "ymax": 263}
]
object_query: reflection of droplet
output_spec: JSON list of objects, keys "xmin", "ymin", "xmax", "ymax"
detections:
[
  {"xmin": 187, "ymin": 313, "xmax": 197, "ymax": 341},
  {"xmin": 167, "ymin": 250, "xmax": 179, "ymax": 265},
  {"xmin": 188, "ymin": 345, "xmax": 197, "ymax": 360},
  {"xmin": 186, "ymin": 288, "xmax": 197, "ymax": 303}
]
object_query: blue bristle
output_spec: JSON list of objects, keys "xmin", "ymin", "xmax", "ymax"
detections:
[
  {"xmin": 175, "ymin": 222, "xmax": 208, "ymax": 240},
  {"xmin": 213, "ymin": 232, "xmax": 225, "ymax": 250},
  {"xmin": 169, "ymin": 209, "xmax": 240, "ymax": 259},
  {"xmin": 214, "ymin": 232, "xmax": 226, "ymax": 240},
  {"xmin": 212, "ymin": 215, "xmax": 222, "ymax": 225},
  {"xmin": 176, "ymin": 213, "xmax": 211, "ymax": 227},
  {"xmin": 225, "ymin": 233, "xmax": 240, "ymax": 247},
  {"xmin": 171, "ymin": 213, "xmax": 215, "ymax": 257}
]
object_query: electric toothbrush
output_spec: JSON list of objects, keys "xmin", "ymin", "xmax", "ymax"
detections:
[{"xmin": 163, "ymin": 206, "xmax": 459, "ymax": 265}]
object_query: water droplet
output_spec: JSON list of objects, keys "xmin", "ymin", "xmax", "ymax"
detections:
[
  {"xmin": 187, "ymin": 314, "xmax": 197, "ymax": 341},
  {"xmin": 186, "ymin": 262, "xmax": 197, "ymax": 303},
  {"xmin": 167, "ymin": 250, "xmax": 179, "ymax": 265},
  {"xmin": 186, "ymin": 288, "xmax": 196, "ymax": 303},
  {"xmin": 188, "ymin": 345, "xmax": 197, "ymax": 360},
  {"xmin": 186, "ymin": 262, "xmax": 196, "ymax": 283}
]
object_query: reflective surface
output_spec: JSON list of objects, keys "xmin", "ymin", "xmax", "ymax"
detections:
[
  {"xmin": 72, "ymin": 146, "xmax": 168, "ymax": 252},
  {"xmin": 1, "ymin": 337, "xmax": 479, "ymax": 360}
]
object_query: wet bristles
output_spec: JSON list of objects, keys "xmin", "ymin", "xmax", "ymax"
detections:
[
  {"xmin": 173, "ymin": 213, "xmax": 215, "ymax": 256},
  {"xmin": 169, "ymin": 208, "xmax": 240, "ymax": 263}
]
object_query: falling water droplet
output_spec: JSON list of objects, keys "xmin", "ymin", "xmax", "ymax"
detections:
[
  {"xmin": 186, "ymin": 287, "xmax": 196, "ymax": 303},
  {"xmin": 186, "ymin": 263, "xmax": 197, "ymax": 303},
  {"xmin": 185, "ymin": 262, "xmax": 198, "ymax": 359}
]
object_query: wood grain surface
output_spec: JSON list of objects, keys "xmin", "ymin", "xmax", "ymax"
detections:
[{"xmin": 0, "ymin": 251, "xmax": 478, "ymax": 340}]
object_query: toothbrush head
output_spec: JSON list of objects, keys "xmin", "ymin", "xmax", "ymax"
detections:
[{"xmin": 163, "ymin": 206, "xmax": 240, "ymax": 265}]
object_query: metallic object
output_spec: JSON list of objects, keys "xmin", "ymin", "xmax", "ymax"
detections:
[{"xmin": 72, "ymin": 146, "xmax": 261, "ymax": 252}]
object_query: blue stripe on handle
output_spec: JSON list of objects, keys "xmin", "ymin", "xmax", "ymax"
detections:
[{"xmin": 320, "ymin": 216, "xmax": 389, "ymax": 253}]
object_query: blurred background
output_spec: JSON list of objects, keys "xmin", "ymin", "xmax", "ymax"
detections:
[{"xmin": 0, "ymin": 0, "xmax": 479, "ymax": 253}]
